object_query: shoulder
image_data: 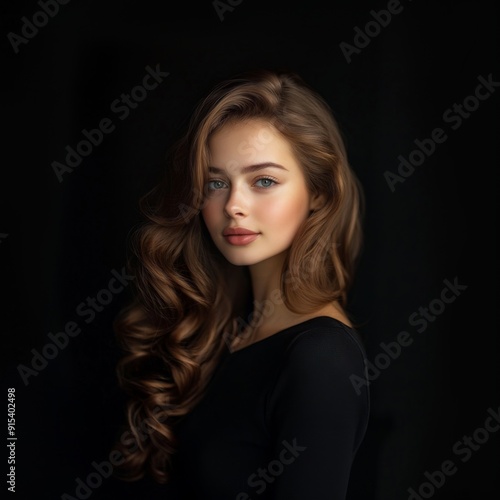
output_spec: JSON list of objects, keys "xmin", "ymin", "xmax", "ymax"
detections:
[
  {"xmin": 269, "ymin": 318, "xmax": 370, "ymax": 415},
  {"xmin": 267, "ymin": 317, "xmax": 370, "ymax": 402},
  {"xmin": 265, "ymin": 318, "xmax": 370, "ymax": 450},
  {"xmin": 283, "ymin": 318, "xmax": 368, "ymax": 374}
]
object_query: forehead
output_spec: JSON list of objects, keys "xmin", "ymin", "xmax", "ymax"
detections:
[
  {"xmin": 209, "ymin": 119, "xmax": 277, "ymax": 149},
  {"xmin": 207, "ymin": 119, "xmax": 297, "ymax": 172}
]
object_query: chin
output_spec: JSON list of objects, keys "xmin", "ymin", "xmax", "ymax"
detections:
[
  {"xmin": 220, "ymin": 248, "xmax": 289, "ymax": 268},
  {"xmin": 221, "ymin": 253, "xmax": 263, "ymax": 266}
]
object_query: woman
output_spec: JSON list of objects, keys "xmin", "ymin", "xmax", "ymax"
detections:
[{"xmin": 113, "ymin": 69, "xmax": 370, "ymax": 499}]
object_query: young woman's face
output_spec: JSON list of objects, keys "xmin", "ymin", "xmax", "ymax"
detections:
[{"xmin": 201, "ymin": 119, "xmax": 318, "ymax": 267}]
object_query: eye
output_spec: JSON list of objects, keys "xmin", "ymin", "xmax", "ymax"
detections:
[
  {"xmin": 207, "ymin": 179, "xmax": 227, "ymax": 190},
  {"xmin": 254, "ymin": 176, "xmax": 278, "ymax": 188}
]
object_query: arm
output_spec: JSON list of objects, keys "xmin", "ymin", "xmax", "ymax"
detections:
[{"xmin": 264, "ymin": 327, "xmax": 369, "ymax": 499}]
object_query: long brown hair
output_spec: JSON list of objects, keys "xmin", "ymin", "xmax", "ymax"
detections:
[{"xmin": 113, "ymin": 69, "xmax": 364, "ymax": 483}]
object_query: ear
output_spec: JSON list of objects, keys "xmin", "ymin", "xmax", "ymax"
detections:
[{"xmin": 309, "ymin": 192, "xmax": 326, "ymax": 213}]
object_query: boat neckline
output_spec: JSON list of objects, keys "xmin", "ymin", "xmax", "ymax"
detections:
[{"xmin": 225, "ymin": 315, "xmax": 353, "ymax": 356}]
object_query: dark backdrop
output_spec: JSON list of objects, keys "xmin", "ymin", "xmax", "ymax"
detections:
[{"xmin": 2, "ymin": 1, "xmax": 498, "ymax": 499}]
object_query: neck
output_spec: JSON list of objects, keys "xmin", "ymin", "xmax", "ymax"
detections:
[
  {"xmin": 229, "ymin": 254, "xmax": 351, "ymax": 352},
  {"xmin": 246, "ymin": 250, "xmax": 303, "ymax": 336},
  {"xmin": 248, "ymin": 250, "xmax": 286, "ymax": 309}
]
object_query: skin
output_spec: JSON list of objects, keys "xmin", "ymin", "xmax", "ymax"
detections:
[{"xmin": 201, "ymin": 119, "xmax": 351, "ymax": 351}]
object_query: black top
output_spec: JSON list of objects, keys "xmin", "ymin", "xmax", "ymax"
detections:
[{"xmin": 163, "ymin": 316, "xmax": 370, "ymax": 499}]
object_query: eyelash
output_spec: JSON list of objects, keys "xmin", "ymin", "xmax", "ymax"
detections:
[{"xmin": 207, "ymin": 176, "xmax": 279, "ymax": 191}]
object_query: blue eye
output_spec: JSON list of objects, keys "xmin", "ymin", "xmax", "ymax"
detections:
[
  {"xmin": 254, "ymin": 177, "xmax": 277, "ymax": 188},
  {"xmin": 207, "ymin": 180, "xmax": 227, "ymax": 190}
]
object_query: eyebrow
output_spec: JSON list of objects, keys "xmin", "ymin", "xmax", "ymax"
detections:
[{"xmin": 208, "ymin": 162, "xmax": 289, "ymax": 175}]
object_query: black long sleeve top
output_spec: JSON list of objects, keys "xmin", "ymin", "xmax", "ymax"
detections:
[{"xmin": 164, "ymin": 316, "xmax": 370, "ymax": 499}]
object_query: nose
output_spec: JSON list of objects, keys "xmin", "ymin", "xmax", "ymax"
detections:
[{"xmin": 223, "ymin": 184, "xmax": 248, "ymax": 218}]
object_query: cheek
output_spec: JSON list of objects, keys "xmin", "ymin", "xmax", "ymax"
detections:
[
  {"xmin": 201, "ymin": 199, "xmax": 221, "ymax": 231},
  {"xmin": 260, "ymin": 191, "xmax": 309, "ymax": 227}
]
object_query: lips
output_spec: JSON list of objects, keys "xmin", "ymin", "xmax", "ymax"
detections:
[
  {"xmin": 222, "ymin": 227, "xmax": 259, "ymax": 236},
  {"xmin": 222, "ymin": 227, "xmax": 260, "ymax": 246}
]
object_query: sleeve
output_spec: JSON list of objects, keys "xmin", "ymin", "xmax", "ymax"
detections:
[{"xmin": 264, "ymin": 327, "xmax": 369, "ymax": 499}]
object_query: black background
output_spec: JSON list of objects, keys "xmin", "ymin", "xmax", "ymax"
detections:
[{"xmin": 2, "ymin": 0, "xmax": 498, "ymax": 499}]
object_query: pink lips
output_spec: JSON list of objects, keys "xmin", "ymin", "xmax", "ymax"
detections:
[{"xmin": 222, "ymin": 227, "xmax": 260, "ymax": 246}]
